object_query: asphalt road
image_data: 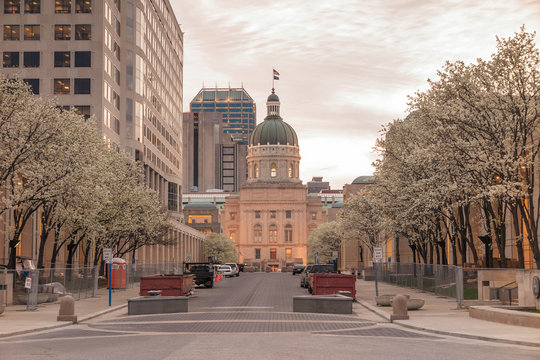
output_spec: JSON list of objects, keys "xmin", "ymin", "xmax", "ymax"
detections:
[{"xmin": 0, "ymin": 272, "xmax": 538, "ymax": 360}]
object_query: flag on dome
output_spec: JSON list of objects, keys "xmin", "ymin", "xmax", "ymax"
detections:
[{"xmin": 273, "ymin": 68, "xmax": 280, "ymax": 80}]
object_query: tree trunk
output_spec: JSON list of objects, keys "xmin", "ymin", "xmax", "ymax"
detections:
[{"xmin": 510, "ymin": 204, "xmax": 525, "ymax": 269}]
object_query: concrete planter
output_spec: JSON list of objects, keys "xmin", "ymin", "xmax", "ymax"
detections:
[{"xmin": 407, "ymin": 298, "xmax": 425, "ymax": 310}]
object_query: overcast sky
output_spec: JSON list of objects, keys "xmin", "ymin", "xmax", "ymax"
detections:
[{"xmin": 171, "ymin": 0, "xmax": 540, "ymax": 189}]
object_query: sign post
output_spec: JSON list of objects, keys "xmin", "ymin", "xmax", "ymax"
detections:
[
  {"xmin": 373, "ymin": 247, "xmax": 383, "ymax": 297},
  {"xmin": 103, "ymin": 248, "xmax": 113, "ymax": 306}
]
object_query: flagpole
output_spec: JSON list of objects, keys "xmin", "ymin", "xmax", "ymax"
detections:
[{"xmin": 272, "ymin": 68, "xmax": 274, "ymax": 91}]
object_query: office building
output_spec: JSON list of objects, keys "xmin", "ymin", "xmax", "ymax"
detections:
[
  {"xmin": 182, "ymin": 112, "xmax": 247, "ymax": 193},
  {"xmin": 0, "ymin": 0, "xmax": 205, "ymax": 266},
  {"xmin": 189, "ymin": 87, "xmax": 256, "ymax": 144}
]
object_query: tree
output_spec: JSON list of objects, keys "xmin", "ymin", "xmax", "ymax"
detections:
[
  {"xmin": 307, "ymin": 221, "xmax": 342, "ymax": 263},
  {"xmin": 205, "ymin": 233, "xmax": 238, "ymax": 264}
]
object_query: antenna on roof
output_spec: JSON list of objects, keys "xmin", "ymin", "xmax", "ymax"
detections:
[
  {"xmin": 241, "ymin": 81, "xmax": 244, "ymax": 88},
  {"xmin": 228, "ymin": 81, "xmax": 231, "ymax": 89}
]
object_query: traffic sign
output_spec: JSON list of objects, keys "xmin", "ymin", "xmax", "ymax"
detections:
[
  {"xmin": 373, "ymin": 247, "xmax": 383, "ymax": 263},
  {"xmin": 103, "ymin": 248, "xmax": 113, "ymax": 264},
  {"xmin": 186, "ymin": 252, "xmax": 192, "ymax": 261},
  {"xmin": 332, "ymin": 251, "xmax": 338, "ymax": 260},
  {"xmin": 24, "ymin": 277, "xmax": 32, "ymax": 289}
]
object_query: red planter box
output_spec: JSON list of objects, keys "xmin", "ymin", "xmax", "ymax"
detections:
[
  {"xmin": 139, "ymin": 274, "xmax": 194, "ymax": 296},
  {"xmin": 311, "ymin": 274, "xmax": 356, "ymax": 298}
]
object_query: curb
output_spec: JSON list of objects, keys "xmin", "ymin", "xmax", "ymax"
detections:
[
  {"xmin": 355, "ymin": 299, "xmax": 540, "ymax": 348},
  {"xmin": 0, "ymin": 303, "xmax": 128, "ymax": 339}
]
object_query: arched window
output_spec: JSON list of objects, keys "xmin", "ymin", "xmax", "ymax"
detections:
[
  {"xmin": 253, "ymin": 224, "xmax": 262, "ymax": 243},
  {"xmin": 288, "ymin": 163, "xmax": 293, "ymax": 178},
  {"xmin": 284, "ymin": 224, "xmax": 293, "ymax": 243},
  {"xmin": 270, "ymin": 163, "xmax": 277, "ymax": 177},
  {"xmin": 269, "ymin": 224, "xmax": 278, "ymax": 242},
  {"xmin": 254, "ymin": 163, "xmax": 259, "ymax": 178}
]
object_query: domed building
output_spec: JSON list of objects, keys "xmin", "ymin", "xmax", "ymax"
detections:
[{"xmin": 221, "ymin": 90, "xmax": 325, "ymax": 270}]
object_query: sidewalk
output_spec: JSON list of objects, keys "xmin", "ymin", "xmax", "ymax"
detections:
[
  {"xmin": 0, "ymin": 286, "xmax": 139, "ymax": 338},
  {"xmin": 353, "ymin": 278, "xmax": 540, "ymax": 347}
]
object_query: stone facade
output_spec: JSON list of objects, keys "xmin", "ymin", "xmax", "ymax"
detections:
[{"xmin": 221, "ymin": 91, "xmax": 325, "ymax": 270}]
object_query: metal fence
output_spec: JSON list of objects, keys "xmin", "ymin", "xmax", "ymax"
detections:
[
  {"xmin": 0, "ymin": 262, "xmax": 185, "ymax": 310},
  {"xmin": 0, "ymin": 266, "xmax": 98, "ymax": 310},
  {"xmin": 374, "ymin": 263, "xmax": 467, "ymax": 306}
]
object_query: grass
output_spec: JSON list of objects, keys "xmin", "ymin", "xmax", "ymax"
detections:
[{"xmin": 517, "ymin": 309, "xmax": 540, "ymax": 314}]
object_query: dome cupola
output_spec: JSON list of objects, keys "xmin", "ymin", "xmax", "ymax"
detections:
[{"xmin": 249, "ymin": 89, "xmax": 298, "ymax": 146}]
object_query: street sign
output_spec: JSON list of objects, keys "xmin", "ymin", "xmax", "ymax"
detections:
[
  {"xmin": 186, "ymin": 252, "xmax": 192, "ymax": 261},
  {"xmin": 373, "ymin": 247, "xmax": 383, "ymax": 263},
  {"xmin": 103, "ymin": 248, "xmax": 113, "ymax": 264},
  {"xmin": 332, "ymin": 251, "xmax": 338, "ymax": 260},
  {"xmin": 24, "ymin": 277, "xmax": 32, "ymax": 289}
]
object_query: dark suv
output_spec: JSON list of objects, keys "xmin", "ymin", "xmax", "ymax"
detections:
[{"xmin": 292, "ymin": 264, "xmax": 304, "ymax": 275}]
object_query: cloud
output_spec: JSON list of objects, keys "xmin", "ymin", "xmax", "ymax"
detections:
[{"xmin": 172, "ymin": 0, "xmax": 540, "ymax": 188}]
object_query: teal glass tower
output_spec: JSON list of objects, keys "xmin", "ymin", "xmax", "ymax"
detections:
[{"xmin": 189, "ymin": 87, "xmax": 256, "ymax": 144}]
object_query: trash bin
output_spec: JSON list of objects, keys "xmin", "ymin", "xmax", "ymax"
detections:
[{"xmin": 109, "ymin": 258, "xmax": 127, "ymax": 289}]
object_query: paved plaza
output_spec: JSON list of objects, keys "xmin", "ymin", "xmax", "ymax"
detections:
[{"xmin": 0, "ymin": 273, "xmax": 539, "ymax": 359}]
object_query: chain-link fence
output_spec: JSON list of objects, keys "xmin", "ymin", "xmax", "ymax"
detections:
[
  {"xmin": 0, "ymin": 266, "xmax": 98, "ymax": 310},
  {"xmin": 375, "ymin": 263, "xmax": 468, "ymax": 306},
  {"xmin": 0, "ymin": 262, "xmax": 185, "ymax": 310}
]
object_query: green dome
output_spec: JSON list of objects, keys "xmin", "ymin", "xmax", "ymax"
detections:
[
  {"xmin": 267, "ymin": 93, "xmax": 280, "ymax": 102},
  {"xmin": 352, "ymin": 176, "xmax": 375, "ymax": 184},
  {"xmin": 249, "ymin": 116, "xmax": 298, "ymax": 146}
]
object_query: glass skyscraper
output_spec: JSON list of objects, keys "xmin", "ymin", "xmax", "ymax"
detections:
[{"xmin": 189, "ymin": 87, "xmax": 256, "ymax": 144}]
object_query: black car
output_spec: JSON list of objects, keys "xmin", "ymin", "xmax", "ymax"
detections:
[{"xmin": 292, "ymin": 264, "xmax": 304, "ymax": 275}]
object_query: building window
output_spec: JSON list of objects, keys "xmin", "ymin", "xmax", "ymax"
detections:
[
  {"xmin": 54, "ymin": 78, "xmax": 70, "ymax": 95},
  {"xmin": 4, "ymin": 0, "xmax": 20, "ymax": 13},
  {"xmin": 253, "ymin": 225, "xmax": 262, "ymax": 243},
  {"xmin": 270, "ymin": 210, "xmax": 276, "ymax": 219},
  {"xmin": 23, "ymin": 78, "xmax": 39, "ymax": 94},
  {"xmin": 113, "ymin": 0, "xmax": 120, "ymax": 11},
  {"xmin": 167, "ymin": 182, "xmax": 178, "ymax": 211},
  {"xmin": 54, "ymin": 51, "xmax": 70, "ymax": 67},
  {"xmin": 270, "ymin": 163, "xmax": 277, "ymax": 177},
  {"xmin": 54, "ymin": 25, "xmax": 71, "ymax": 40},
  {"xmin": 74, "ymin": 78, "xmax": 90, "ymax": 94},
  {"xmin": 113, "ymin": 116, "xmax": 119, "ymax": 134},
  {"xmin": 74, "ymin": 51, "xmax": 91, "ymax": 67},
  {"xmin": 24, "ymin": 25, "xmax": 40, "ymax": 40},
  {"xmin": 269, "ymin": 224, "xmax": 278, "ymax": 243},
  {"xmin": 24, "ymin": 0, "xmax": 39, "ymax": 13},
  {"xmin": 285, "ymin": 224, "xmax": 293, "ymax": 243},
  {"xmin": 113, "ymin": 42, "xmax": 120, "ymax": 60},
  {"xmin": 230, "ymin": 212, "xmax": 236, "ymax": 220},
  {"xmin": 311, "ymin": 212, "xmax": 317, "ymax": 220},
  {"xmin": 255, "ymin": 248, "xmax": 261, "ymax": 260},
  {"xmin": 229, "ymin": 231, "xmax": 235, "ymax": 241},
  {"xmin": 75, "ymin": 0, "xmax": 91, "ymax": 13},
  {"xmin": 112, "ymin": 91, "xmax": 120, "ymax": 109},
  {"xmin": 113, "ymin": 66, "xmax": 120, "ymax": 84},
  {"xmin": 75, "ymin": 24, "xmax": 91, "ymax": 40},
  {"xmin": 286, "ymin": 248, "xmax": 292, "ymax": 260},
  {"xmin": 55, "ymin": 0, "xmax": 71, "ymax": 13},
  {"xmin": 289, "ymin": 163, "xmax": 293, "ymax": 178},
  {"xmin": 255, "ymin": 211, "xmax": 261, "ymax": 219},
  {"xmin": 254, "ymin": 163, "xmax": 259, "ymax": 178},
  {"xmin": 285, "ymin": 210, "xmax": 291, "ymax": 219},
  {"xmin": 23, "ymin": 51, "xmax": 39, "ymax": 67},
  {"xmin": 2, "ymin": 52, "xmax": 19, "ymax": 67},
  {"xmin": 3, "ymin": 25, "xmax": 19, "ymax": 40},
  {"xmin": 74, "ymin": 105, "xmax": 90, "ymax": 120},
  {"xmin": 270, "ymin": 248, "xmax": 277, "ymax": 260}
]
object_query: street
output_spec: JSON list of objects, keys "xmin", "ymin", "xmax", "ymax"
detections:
[{"xmin": 0, "ymin": 273, "xmax": 538, "ymax": 360}]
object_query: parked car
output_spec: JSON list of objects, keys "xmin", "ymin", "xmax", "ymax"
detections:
[
  {"xmin": 225, "ymin": 263, "xmax": 240, "ymax": 277},
  {"xmin": 292, "ymin": 264, "xmax": 305, "ymax": 275},
  {"xmin": 218, "ymin": 265, "xmax": 233, "ymax": 277},
  {"xmin": 184, "ymin": 262, "xmax": 214, "ymax": 288},
  {"xmin": 300, "ymin": 265, "xmax": 314, "ymax": 287},
  {"xmin": 307, "ymin": 264, "xmax": 338, "ymax": 293}
]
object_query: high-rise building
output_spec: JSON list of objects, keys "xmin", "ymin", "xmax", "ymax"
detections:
[
  {"xmin": 0, "ymin": 0, "xmax": 205, "ymax": 266},
  {"xmin": 182, "ymin": 112, "xmax": 247, "ymax": 192},
  {"xmin": 189, "ymin": 87, "xmax": 256, "ymax": 144}
]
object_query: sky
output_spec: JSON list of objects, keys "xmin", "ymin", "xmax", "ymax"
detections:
[{"xmin": 171, "ymin": 0, "xmax": 540, "ymax": 189}]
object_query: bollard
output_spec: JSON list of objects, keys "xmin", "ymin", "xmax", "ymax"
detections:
[
  {"xmin": 390, "ymin": 295, "xmax": 409, "ymax": 322},
  {"xmin": 57, "ymin": 295, "xmax": 77, "ymax": 324}
]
